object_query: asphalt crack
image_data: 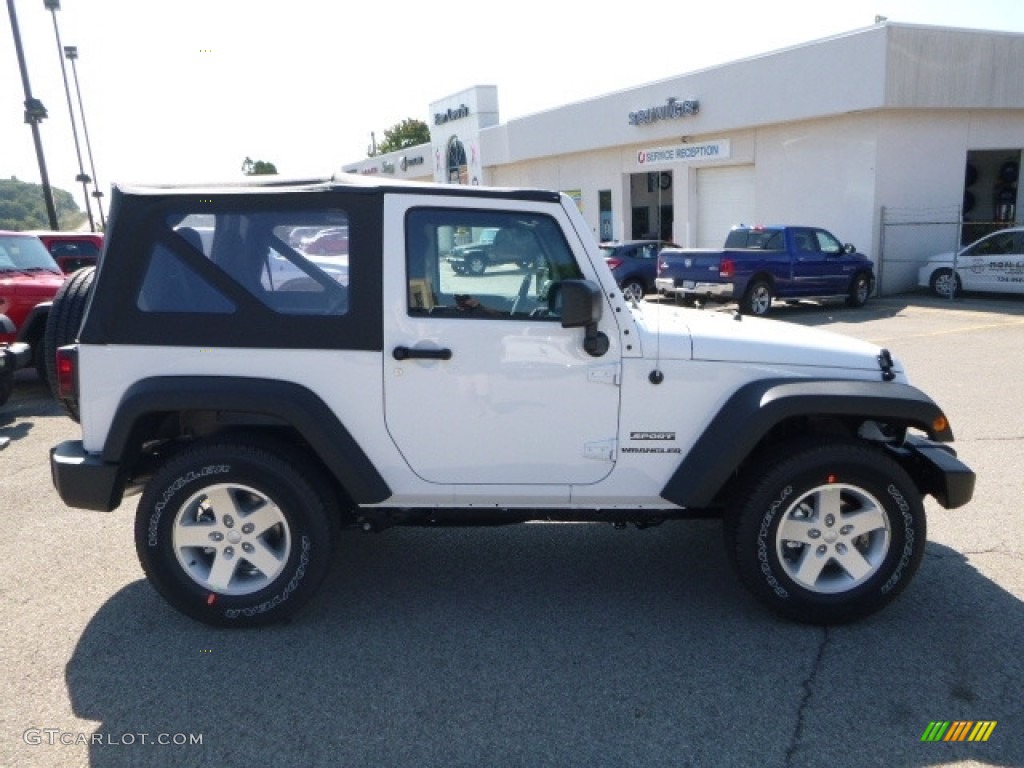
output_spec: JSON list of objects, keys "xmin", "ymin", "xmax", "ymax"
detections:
[{"xmin": 784, "ymin": 626, "xmax": 829, "ymax": 768}]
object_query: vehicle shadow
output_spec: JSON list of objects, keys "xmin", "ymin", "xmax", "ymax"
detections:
[
  {"xmin": 651, "ymin": 290, "xmax": 1024, "ymax": 327},
  {"xmin": 0, "ymin": 372, "xmax": 62, "ymax": 447},
  {"xmin": 65, "ymin": 522, "xmax": 1022, "ymax": 768},
  {"xmin": 761, "ymin": 291, "xmax": 1024, "ymax": 328}
]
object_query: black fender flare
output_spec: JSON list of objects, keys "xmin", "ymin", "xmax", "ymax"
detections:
[
  {"xmin": 103, "ymin": 376, "xmax": 391, "ymax": 505},
  {"xmin": 660, "ymin": 378, "xmax": 953, "ymax": 509},
  {"xmin": 15, "ymin": 301, "xmax": 51, "ymax": 344}
]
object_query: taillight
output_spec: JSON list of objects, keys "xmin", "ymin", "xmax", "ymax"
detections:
[
  {"xmin": 605, "ymin": 258, "xmax": 623, "ymax": 270},
  {"xmin": 720, "ymin": 258, "xmax": 735, "ymax": 279},
  {"xmin": 56, "ymin": 345, "xmax": 77, "ymax": 401}
]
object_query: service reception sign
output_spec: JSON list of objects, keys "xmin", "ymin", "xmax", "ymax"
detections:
[{"xmin": 636, "ymin": 139, "xmax": 731, "ymax": 166}]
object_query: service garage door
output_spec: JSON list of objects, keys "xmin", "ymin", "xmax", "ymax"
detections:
[{"xmin": 696, "ymin": 165, "xmax": 756, "ymax": 248}]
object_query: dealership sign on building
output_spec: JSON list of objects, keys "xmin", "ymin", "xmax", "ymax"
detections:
[{"xmin": 637, "ymin": 139, "xmax": 731, "ymax": 166}]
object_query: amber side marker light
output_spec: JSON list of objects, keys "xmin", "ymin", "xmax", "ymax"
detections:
[{"xmin": 932, "ymin": 415, "xmax": 949, "ymax": 434}]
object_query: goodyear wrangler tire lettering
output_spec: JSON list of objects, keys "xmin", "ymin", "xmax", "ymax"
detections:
[
  {"xmin": 134, "ymin": 440, "xmax": 336, "ymax": 628},
  {"xmin": 724, "ymin": 438, "xmax": 926, "ymax": 624}
]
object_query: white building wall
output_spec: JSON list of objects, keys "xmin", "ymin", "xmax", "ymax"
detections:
[{"xmin": 754, "ymin": 115, "xmax": 879, "ymax": 257}]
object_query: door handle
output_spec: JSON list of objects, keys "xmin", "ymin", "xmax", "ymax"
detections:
[{"xmin": 393, "ymin": 346, "xmax": 452, "ymax": 361}]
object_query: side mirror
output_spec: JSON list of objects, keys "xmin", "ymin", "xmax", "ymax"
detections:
[
  {"xmin": 844, "ymin": 243, "xmax": 856, "ymax": 254},
  {"xmin": 550, "ymin": 279, "xmax": 609, "ymax": 357}
]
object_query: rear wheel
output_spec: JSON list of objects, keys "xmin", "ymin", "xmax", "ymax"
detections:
[
  {"xmin": 741, "ymin": 279, "xmax": 773, "ymax": 316},
  {"xmin": 134, "ymin": 438, "xmax": 337, "ymax": 627},
  {"xmin": 44, "ymin": 266, "xmax": 96, "ymax": 421},
  {"xmin": 673, "ymin": 293, "xmax": 695, "ymax": 307},
  {"xmin": 724, "ymin": 438, "xmax": 926, "ymax": 624}
]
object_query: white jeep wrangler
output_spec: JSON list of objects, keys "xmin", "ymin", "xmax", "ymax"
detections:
[{"xmin": 47, "ymin": 176, "xmax": 974, "ymax": 627}]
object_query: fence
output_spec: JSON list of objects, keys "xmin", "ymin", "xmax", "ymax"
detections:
[{"xmin": 878, "ymin": 206, "xmax": 1018, "ymax": 296}]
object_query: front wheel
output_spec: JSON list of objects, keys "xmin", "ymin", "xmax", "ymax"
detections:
[
  {"xmin": 620, "ymin": 279, "xmax": 646, "ymax": 303},
  {"xmin": 846, "ymin": 272, "xmax": 871, "ymax": 308},
  {"xmin": 0, "ymin": 371, "xmax": 12, "ymax": 407},
  {"xmin": 740, "ymin": 280, "xmax": 773, "ymax": 316},
  {"xmin": 724, "ymin": 439, "xmax": 926, "ymax": 624},
  {"xmin": 930, "ymin": 268, "xmax": 961, "ymax": 298},
  {"xmin": 466, "ymin": 254, "xmax": 488, "ymax": 276},
  {"xmin": 134, "ymin": 439, "xmax": 337, "ymax": 627}
]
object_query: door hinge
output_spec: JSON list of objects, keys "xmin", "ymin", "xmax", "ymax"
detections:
[
  {"xmin": 588, "ymin": 364, "xmax": 621, "ymax": 386},
  {"xmin": 584, "ymin": 439, "xmax": 617, "ymax": 461}
]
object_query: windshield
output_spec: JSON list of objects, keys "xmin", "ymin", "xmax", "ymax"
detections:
[{"xmin": 0, "ymin": 234, "xmax": 62, "ymax": 273}]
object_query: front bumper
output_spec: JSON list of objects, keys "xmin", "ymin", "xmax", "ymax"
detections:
[
  {"xmin": 50, "ymin": 440, "xmax": 124, "ymax": 511},
  {"xmin": 1, "ymin": 341, "xmax": 31, "ymax": 372},
  {"xmin": 891, "ymin": 435, "xmax": 975, "ymax": 509}
]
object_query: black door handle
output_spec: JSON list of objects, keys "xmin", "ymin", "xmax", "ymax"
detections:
[{"xmin": 393, "ymin": 346, "xmax": 452, "ymax": 361}]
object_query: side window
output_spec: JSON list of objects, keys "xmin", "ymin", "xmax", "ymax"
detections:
[
  {"xmin": 762, "ymin": 231, "xmax": 784, "ymax": 250},
  {"xmin": 405, "ymin": 208, "xmax": 583, "ymax": 320},
  {"xmin": 136, "ymin": 210, "xmax": 350, "ymax": 316},
  {"xmin": 138, "ymin": 244, "xmax": 235, "ymax": 313},
  {"xmin": 793, "ymin": 231, "xmax": 817, "ymax": 252},
  {"xmin": 815, "ymin": 230, "xmax": 842, "ymax": 254}
]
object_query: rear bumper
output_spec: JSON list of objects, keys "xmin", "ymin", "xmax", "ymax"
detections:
[
  {"xmin": 655, "ymin": 278, "xmax": 734, "ymax": 298},
  {"xmin": 50, "ymin": 440, "xmax": 124, "ymax": 511},
  {"xmin": 892, "ymin": 435, "xmax": 975, "ymax": 510}
]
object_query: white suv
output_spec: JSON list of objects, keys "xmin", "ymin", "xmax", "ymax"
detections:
[{"xmin": 47, "ymin": 175, "xmax": 974, "ymax": 627}]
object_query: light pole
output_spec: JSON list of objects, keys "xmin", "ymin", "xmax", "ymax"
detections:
[
  {"xmin": 44, "ymin": 0, "xmax": 94, "ymax": 231},
  {"xmin": 64, "ymin": 44, "xmax": 104, "ymax": 228},
  {"xmin": 6, "ymin": 0, "xmax": 59, "ymax": 229}
]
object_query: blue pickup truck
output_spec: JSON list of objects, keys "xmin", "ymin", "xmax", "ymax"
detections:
[{"xmin": 654, "ymin": 225, "xmax": 875, "ymax": 315}]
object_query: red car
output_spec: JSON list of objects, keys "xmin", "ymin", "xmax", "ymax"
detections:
[
  {"xmin": 301, "ymin": 227, "xmax": 349, "ymax": 256},
  {"xmin": 25, "ymin": 230, "xmax": 104, "ymax": 274},
  {"xmin": 0, "ymin": 231, "xmax": 67, "ymax": 379}
]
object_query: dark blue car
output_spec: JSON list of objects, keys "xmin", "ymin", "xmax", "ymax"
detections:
[{"xmin": 600, "ymin": 239, "xmax": 679, "ymax": 302}]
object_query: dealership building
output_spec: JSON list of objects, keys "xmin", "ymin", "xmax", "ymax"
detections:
[{"xmin": 342, "ymin": 22, "xmax": 1024, "ymax": 294}]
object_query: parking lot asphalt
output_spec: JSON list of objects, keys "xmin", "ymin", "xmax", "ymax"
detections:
[{"xmin": 1, "ymin": 292, "xmax": 1022, "ymax": 768}]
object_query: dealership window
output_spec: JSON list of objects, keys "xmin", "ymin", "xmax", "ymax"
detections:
[{"xmin": 446, "ymin": 137, "xmax": 469, "ymax": 185}]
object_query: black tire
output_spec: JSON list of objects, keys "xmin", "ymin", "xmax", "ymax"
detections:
[
  {"xmin": 44, "ymin": 266, "xmax": 96, "ymax": 421},
  {"xmin": 466, "ymin": 254, "xmax": 487, "ymax": 276},
  {"xmin": 740, "ymin": 279, "xmax": 773, "ymax": 316},
  {"xmin": 673, "ymin": 293, "xmax": 695, "ymax": 307},
  {"xmin": 846, "ymin": 272, "xmax": 872, "ymax": 308},
  {"xmin": 621, "ymin": 278, "xmax": 646, "ymax": 302},
  {"xmin": 134, "ymin": 438, "xmax": 337, "ymax": 627},
  {"xmin": 0, "ymin": 370, "xmax": 12, "ymax": 407},
  {"xmin": 723, "ymin": 438, "xmax": 926, "ymax": 624},
  {"xmin": 929, "ymin": 268, "xmax": 960, "ymax": 299}
]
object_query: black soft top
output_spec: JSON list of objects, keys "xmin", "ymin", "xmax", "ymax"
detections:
[{"xmin": 115, "ymin": 174, "xmax": 562, "ymax": 203}]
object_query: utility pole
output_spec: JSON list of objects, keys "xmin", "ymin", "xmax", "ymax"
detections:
[
  {"xmin": 6, "ymin": 0, "xmax": 59, "ymax": 229},
  {"xmin": 46, "ymin": 0, "xmax": 94, "ymax": 231}
]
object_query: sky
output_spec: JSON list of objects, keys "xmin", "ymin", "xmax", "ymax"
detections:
[{"xmin": 3, "ymin": 0, "xmax": 1024, "ymax": 218}]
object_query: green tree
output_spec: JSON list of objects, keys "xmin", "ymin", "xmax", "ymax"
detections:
[
  {"xmin": 0, "ymin": 177, "xmax": 86, "ymax": 230},
  {"xmin": 241, "ymin": 157, "xmax": 279, "ymax": 175},
  {"xmin": 369, "ymin": 118, "xmax": 430, "ymax": 157}
]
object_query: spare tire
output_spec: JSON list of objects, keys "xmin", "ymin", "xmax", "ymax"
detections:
[{"xmin": 44, "ymin": 266, "xmax": 95, "ymax": 421}]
